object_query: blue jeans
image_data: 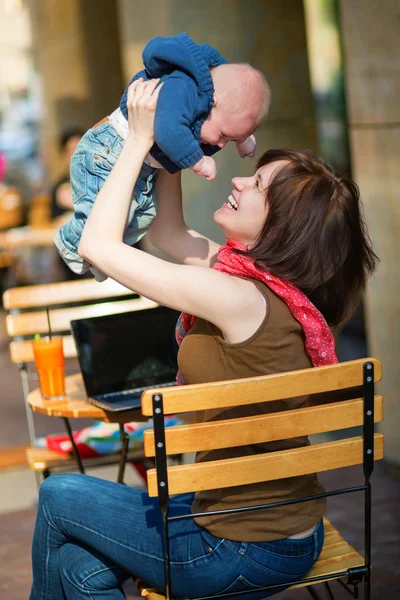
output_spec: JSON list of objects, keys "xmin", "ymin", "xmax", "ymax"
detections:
[
  {"xmin": 54, "ymin": 121, "xmax": 158, "ymax": 280},
  {"xmin": 30, "ymin": 474, "xmax": 324, "ymax": 600}
]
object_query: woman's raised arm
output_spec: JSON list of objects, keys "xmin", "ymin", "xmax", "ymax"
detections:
[
  {"xmin": 147, "ymin": 169, "xmax": 220, "ymax": 268},
  {"xmin": 78, "ymin": 80, "xmax": 264, "ymax": 343}
]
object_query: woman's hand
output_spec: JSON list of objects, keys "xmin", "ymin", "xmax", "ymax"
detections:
[{"xmin": 126, "ymin": 78, "xmax": 161, "ymax": 149}]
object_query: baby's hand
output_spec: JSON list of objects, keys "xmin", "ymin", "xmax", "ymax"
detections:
[
  {"xmin": 189, "ymin": 156, "xmax": 217, "ymax": 181},
  {"xmin": 236, "ymin": 135, "xmax": 256, "ymax": 159}
]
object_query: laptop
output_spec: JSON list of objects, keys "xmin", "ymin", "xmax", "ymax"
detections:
[{"xmin": 71, "ymin": 305, "xmax": 180, "ymax": 412}]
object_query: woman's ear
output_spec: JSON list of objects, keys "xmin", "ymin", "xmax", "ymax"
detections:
[{"xmin": 212, "ymin": 93, "xmax": 218, "ymax": 107}]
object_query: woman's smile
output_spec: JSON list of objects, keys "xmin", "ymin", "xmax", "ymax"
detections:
[{"xmin": 226, "ymin": 194, "xmax": 238, "ymax": 210}]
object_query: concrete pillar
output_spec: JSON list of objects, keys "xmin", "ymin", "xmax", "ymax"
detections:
[
  {"xmin": 117, "ymin": 0, "xmax": 317, "ymax": 243},
  {"xmin": 339, "ymin": 1, "xmax": 400, "ymax": 464},
  {"xmin": 28, "ymin": 0, "xmax": 124, "ymax": 180}
]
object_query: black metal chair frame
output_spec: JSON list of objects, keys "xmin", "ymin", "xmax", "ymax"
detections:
[{"xmin": 151, "ymin": 361, "xmax": 376, "ymax": 600}]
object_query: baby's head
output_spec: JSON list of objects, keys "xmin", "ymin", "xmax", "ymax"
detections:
[{"xmin": 200, "ymin": 63, "xmax": 270, "ymax": 148}]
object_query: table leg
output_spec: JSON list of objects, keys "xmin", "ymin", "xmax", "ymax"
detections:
[
  {"xmin": 62, "ymin": 417, "xmax": 85, "ymax": 474},
  {"xmin": 117, "ymin": 423, "xmax": 129, "ymax": 484}
]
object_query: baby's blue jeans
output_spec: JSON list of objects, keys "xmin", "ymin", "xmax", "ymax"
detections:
[
  {"xmin": 29, "ymin": 474, "xmax": 324, "ymax": 600},
  {"xmin": 54, "ymin": 120, "xmax": 158, "ymax": 281}
]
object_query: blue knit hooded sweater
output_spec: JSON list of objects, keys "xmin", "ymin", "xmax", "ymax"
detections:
[{"xmin": 119, "ymin": 33, "xmax": 227, "ymax": 174}]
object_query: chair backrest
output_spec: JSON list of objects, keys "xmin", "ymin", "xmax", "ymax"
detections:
[
  {"xmin": 141, "ymin": 358, "xmax": 383, "ymax": 497},
  {"xmin": 27, "ymin": 194, "xmax": 51, "ymax": 228},
  {"xmin": 3, "ymin": 277, "xmax": 159, "ymax": 457},
  {"xmin": 0, "ymin": 187, "xmax": 23, "ymax": 231},
  {"xmin": 3, "ymin": 278, "xmax": 157, "ymax": 366}
]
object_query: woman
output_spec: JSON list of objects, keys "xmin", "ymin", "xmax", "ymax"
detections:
[{"xmin": 29, "ymin": 80, "xmax": 377, "ymax": 599}]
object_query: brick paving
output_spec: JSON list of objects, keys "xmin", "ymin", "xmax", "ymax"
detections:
[{"xmin": 0, "ymin": 461, "xmax": 398, "ymax": 599}]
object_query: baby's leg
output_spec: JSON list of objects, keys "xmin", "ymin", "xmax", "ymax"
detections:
[
  {"xmin": 123, "ymin": 166, "xmax": 159, "ymax": 248},
  {"xmin": 54, "ymin": 122, "xmax": 125, "ymax": 279}
]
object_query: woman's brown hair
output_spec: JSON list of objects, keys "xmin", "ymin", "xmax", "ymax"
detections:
[{"xmin": 237, "ymin": 149, "xmax": 378, "ymax": 326}]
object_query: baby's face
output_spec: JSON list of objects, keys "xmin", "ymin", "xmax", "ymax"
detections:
[{"xmin": 200, "ymin": 105, "xmax": 255, "ymax": 148}]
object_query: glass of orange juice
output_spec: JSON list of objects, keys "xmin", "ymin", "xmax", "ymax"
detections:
[{"xmin": 32, "ymin": 336, "xmax": 65, "ymax": 399}]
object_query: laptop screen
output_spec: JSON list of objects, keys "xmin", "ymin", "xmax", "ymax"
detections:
[{"xmin": 71, "ymin": 306, "xmax": 180, "ymax": 398}]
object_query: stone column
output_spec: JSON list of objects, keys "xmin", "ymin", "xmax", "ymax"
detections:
[
  {"xmin": 339, "ymin": 0, "xmax": 400, "ymax": 464},
  {"xmin": 117, "ymin": 0, "xmax": 317, "ymax": 243},
  {"xmin": 28, "ymin": 0, "xmax": 124, "ymax": 180}
]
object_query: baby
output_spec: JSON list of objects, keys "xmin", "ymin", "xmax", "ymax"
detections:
[{"xmin": 55, "ymin": 33, "xmax": 270, "ymax": 281}]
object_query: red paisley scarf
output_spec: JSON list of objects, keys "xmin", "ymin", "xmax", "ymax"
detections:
[{"xmin": 175, "ymin": 238, "xmax": 338, "ymax": 384}]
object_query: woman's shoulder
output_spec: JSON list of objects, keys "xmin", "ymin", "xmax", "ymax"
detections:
[
  {"xmin": 215, "ymin": 275, "xmax": 269, "ymax": 344},
  {"xmin": 230, "ymin": 276, "xmax": 306, "ymax": 335}
]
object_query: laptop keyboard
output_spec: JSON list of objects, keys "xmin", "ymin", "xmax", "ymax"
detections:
[
  {"xmin": 122, "ymin": 381, "xmax": 176, "ymax": 395},
  {"xmin": 100, "ymin": 381, "xmax": 176, "ymax": 400}
]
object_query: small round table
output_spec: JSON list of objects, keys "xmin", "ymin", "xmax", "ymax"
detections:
[{"xmin": 27, "ymin": 373, "xmax": 146, "ymax": 481}]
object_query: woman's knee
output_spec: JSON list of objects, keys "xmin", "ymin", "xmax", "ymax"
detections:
[
  {"xmin": 59, "ymin": 542, "xmax": 128, "ymax": 593},
  {"xmin": 38, "ymin": 474, "xmax": 86, "ymax": 512}
]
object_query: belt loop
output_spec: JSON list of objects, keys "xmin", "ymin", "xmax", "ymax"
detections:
[
  {"xmin": 92, "ymin": 116, "xmax": 109, "ymax": 129},
  {"xmin": 312, "ymin": 521, "xmax": 321, "ymax": 561},
  {"xmin": 238, "ymin": 542, "xmax": 247, "ymax": 556}
]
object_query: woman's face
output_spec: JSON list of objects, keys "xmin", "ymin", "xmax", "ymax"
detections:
[{"xmin": 214, "ymin": 161, "xmax": 287, "ymax": 247}]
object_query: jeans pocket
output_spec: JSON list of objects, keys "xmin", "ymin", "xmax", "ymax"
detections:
[
  {"xmin": 89, "ymin": 151, "xmax": 116, "ymax": 196},
  {"xmin": 199, "ymin": 528, "xmax": 225, "ymax": 558},
  {"xmin": 92, "ymin": 151, "xmax": 116, "ymax": 174},
  {"xmin": 70, "ymin": 154, "xmax": 87, "ymax": 204},
  {"xmin": 218, "ymin": 574, "xmax": 262, "ymax": 595}
]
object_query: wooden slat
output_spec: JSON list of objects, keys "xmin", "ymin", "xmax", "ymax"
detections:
[
  {"xmin": 143, "ymin": 396, "xmax": 383, "ymax": 457},
  {"xmin": 0, "ymin": 444, "xmax": 29, "ymax": 469},
  {"xmin": 135, "ymin": 579, "xmax": 166, "ymax": 600},
  {"xmin": 26, "ymin": 446, "xmax": 146, "ymax": 472},
  {"xmin": 26, "ymin": 447, "xmax": 72, "ymax": 469},
  {"xmin": 6, "ymin": 297, "xmax": 157, "ymax": 336},
  {"xmin": 0, "ymin": 250, "xmax": 15, "ymax": 269},
  {"xmin": 290, "ymin": 521, "xmax": 364, "ymax": 585},
  {"xmin": 322, "ymin": 519, "xmax": 335, "ymax": 534},
  {"xmin": 290, "ymin": 549, "xmax": 364, "ymax": 589},
  {"xmin": 9, "ymin": 335, "xmax": 77, "ymax": 364},
  {"xmin": 3, "ymin": 277, "xmax": 134, "ymax": 309},
  {"xmin": 141, "ymin": 358, "xmax": 382, "ymax": 416},
  {"xmin": 147, "ymin": 434, "xmax": 384, "ymax": 496},
  {"xmin": 317, "ymin": 543, "xmax": 356, "ymax": 561},
  {"xmin": 0, "ymin": 224, "xmax": 55, "ymax": 248},
  {"xmin": 0, "ymin": 188, "xmax": 23, "ymax": 231}
]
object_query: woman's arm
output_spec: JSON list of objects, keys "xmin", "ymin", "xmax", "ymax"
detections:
[
  {"xmin": 78, "ymin": 80, "xmax": 265, "ymax": 342},
  {"xmin": 147, "ymin": 169, "xmax": 221, "ymax": 268}
]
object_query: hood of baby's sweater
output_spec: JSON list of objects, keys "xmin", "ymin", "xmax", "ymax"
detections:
[{"xmin": 142, "ymin": 32, "xmax": 227, "ymax": 98}]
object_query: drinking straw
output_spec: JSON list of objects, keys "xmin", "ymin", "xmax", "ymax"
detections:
[{"xmin": 46, "ymin": 308, "xmax": 52, "ymax": 339}]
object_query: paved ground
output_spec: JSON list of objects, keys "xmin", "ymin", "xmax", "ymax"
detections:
[{"xmin": 0, "ymin": 462, "xmax": 399, "ymax": 599}]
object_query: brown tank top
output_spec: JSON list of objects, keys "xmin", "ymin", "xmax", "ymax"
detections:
[{"xmin": 177, "ymin": 279, "xmax": 326, "ymax": 542}]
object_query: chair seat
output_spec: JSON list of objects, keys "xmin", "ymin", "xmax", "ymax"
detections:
[
  {"xmin": 0, "ymin": 250, "xmax": 15, "ymax": 269},
  {"xmin": 290, "ymin": 518, "xmax": 364, "ymax": 589},
  {"xmin": 26, "ymin": 447, "xmax": 145, "ymax": 473},
  {"xmin": 135, "ymin": 518, "xmax": 365, "ymax": 599}
]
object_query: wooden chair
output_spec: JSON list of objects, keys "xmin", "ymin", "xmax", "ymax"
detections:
[
  {"xmin": 27, "ymin": 193, "xmax": 51, "ymax": 228},
  {"xmin": 0, "ymin": 187, "xmax": 23, "ymax": 231},
  {"xmin": 3, "ymin": 277, "xmax": 157, "ymax": 479},
  {"xmin": 135, "ymin": 358, "xmax": 383, "ymax": 600},
  {"xmin": 0, "ymin": 249, "xmax": 15, "ymax": 298}
]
